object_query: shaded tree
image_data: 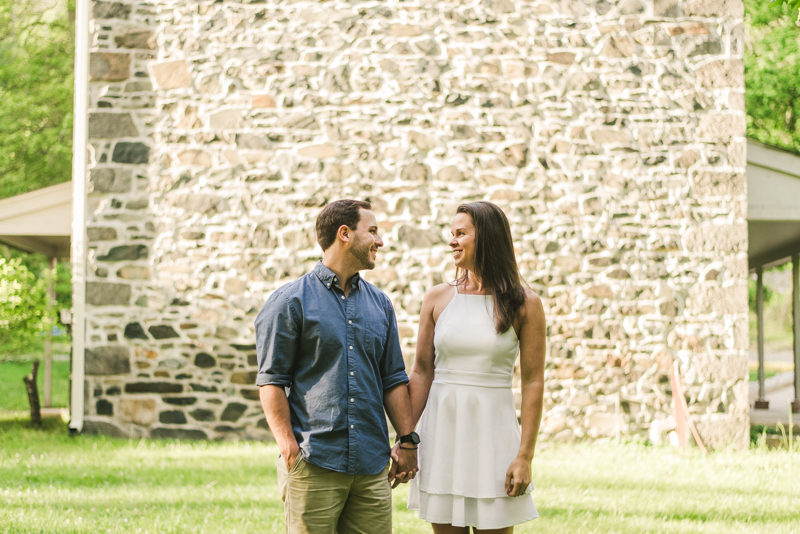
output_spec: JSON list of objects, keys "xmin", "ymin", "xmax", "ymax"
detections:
[
  {"xmin": 0, "ymin": 0, "xmax": 74, "ymax": 200},
  {"xmin": 0, "ymin": 257, "xmax": 55, "ymax": 357},
  {"xmin": 746, "ymin": 0, "xmax": 800, "ymax": 152}
]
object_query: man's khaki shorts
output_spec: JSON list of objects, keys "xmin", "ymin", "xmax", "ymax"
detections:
[{"xmin": 276, "ymin": 452, "xmax": 392, "ymax": 534}]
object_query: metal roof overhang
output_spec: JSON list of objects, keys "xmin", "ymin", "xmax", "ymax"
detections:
[
  {"xmin": 0, "ymin": 181, "xmax": 72, "ymax": 258},
  {"xmin": 747, "ymin": 141, "xmax": 800, "ymax": 270}
]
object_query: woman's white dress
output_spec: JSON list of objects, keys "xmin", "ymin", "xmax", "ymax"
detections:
[{"xmin": 408, "ymin": 286, "xmax": 538, "ymax": 529}]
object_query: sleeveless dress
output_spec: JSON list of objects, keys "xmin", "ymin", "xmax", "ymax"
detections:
[{"xmin": 408, "ymin": 285, "xmax": 538, "ymax": 529}]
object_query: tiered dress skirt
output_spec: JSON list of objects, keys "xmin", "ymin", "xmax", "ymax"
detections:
[{"xmin": 408, "ymin": 369, "xmax": 538, "ymax": 529}]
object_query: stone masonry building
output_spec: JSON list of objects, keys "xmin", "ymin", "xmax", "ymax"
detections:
[{"xmin": 75, "ymin": 0, "xmax": 749, "ymax": 448}]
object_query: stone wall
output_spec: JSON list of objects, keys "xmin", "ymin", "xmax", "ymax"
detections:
[{"xmin": 81, "ymin": 0, "xmax": 749, "ymax": 448}]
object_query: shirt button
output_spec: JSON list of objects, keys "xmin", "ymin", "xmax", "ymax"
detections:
[
  {"xmin": 349, "ymin": 320, "xmax": 352, "ymax": 324},
  {"xmin": 350, "ymin": 398, "xmax": 354, "ymax": 402},
  {"xmin": 341, "ymin": 296, "xmax": 345, "ymax": 300},
  {"xmin": 349, "ymin": 346, "xmax": 353, "ymax": 350},
  {"xmin": 350, "ymin": 372, "xmax": 354, "ymax": 376},
  {"xmin": 350, "ymin": 425, "xmax": 354, "ymax": 429},
  {"xmin": 327, "ymin": 283, "xmax": 331, "ymax": 287}
]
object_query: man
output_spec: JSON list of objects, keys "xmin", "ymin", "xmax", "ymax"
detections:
[{"xmin": 255, "ymin": 199, "xmax": 419, "ymax": 534}]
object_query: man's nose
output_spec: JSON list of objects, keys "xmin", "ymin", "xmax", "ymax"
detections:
[{"xmin": 375, "ymin": 234, "xmax": 384, "ymax": 247}]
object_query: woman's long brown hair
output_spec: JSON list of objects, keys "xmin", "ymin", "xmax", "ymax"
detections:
[{"xmin": 455, "ymin": 201, "xmax": 526, "ymax": 334}]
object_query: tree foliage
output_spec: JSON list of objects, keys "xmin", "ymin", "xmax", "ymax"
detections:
[
  {"xmin": 0, "ymin": 0, "xmax": 74, "ymax": 200},
  {"xmin": 745, "ymin": 0, "xmax": 800, "ymax": 152},
  {"xmin": 0, "ymin": 258, "xmax": 55, "ymax": 358}
]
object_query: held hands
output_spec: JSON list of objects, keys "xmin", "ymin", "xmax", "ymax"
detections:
[
  {"xmin": 505, "ymin": 455, "xmax": 532, "ymax": 497},
  {"xmin": 387, "ymin": 443, "xmax": 419, "ymax": 488}
]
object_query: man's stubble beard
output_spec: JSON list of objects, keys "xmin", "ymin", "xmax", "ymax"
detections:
[{"xmin": 350, "ymin": 233, "xmax": 375, "ymax": 270}]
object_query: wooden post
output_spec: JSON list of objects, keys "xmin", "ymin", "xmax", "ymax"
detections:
[
  {"xmin": 755, "ymin": 266, "xmax": 769, "ymax": 409},
  {"xmin": 793, "ymin": 255, "xmax": 800, "ymax": 414},
  {"xmin": 44, "ymin": 256, "xmax": 56, "ymax": 408},
  {"xmin": 23, "ymin": 360, "xmax": 42, "ymax": 428},
  {"xmin": 670, "ymin": 369, "xmax": 688, "ymax": 448}
]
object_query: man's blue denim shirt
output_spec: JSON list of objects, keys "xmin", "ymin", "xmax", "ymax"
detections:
[{"xmin": 255, "ymin": 261, "xmax": 409, "ymax": 475}]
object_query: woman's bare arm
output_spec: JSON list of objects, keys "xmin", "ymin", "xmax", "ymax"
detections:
[
  {"xmin": 408, "ymin": 284, "xmax": 452, "ymax": 427},
  {"xmin": 517, "ymin": 290, "xmax": 546, "ymax": 461},
  {"xmin": 505, "ymin": 290, "xmax": 546, "ymax": 497}
]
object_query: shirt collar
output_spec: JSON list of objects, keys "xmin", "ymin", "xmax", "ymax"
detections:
[{"xmin": 313, "ymin": 261, "xmax": 361, "ymax": 291}]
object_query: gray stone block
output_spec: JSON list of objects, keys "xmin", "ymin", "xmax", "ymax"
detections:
[
  {"xmin": 190, "ymin": 384, "xmax": 218, "ymax": 393},
  {"xmin": 90, "ymin": 53, "xmax": 130, "ymax": 81},
  {"xmin": 91, "ymin": 168, "xmax": 132, "ymax": 193},
  {"xmin": 85, "ymin": 346, "xmax": 131, "ymax": 375},
  {"xmin": 230, "ymin": 371, "xmax": 258, "ymax": 385},
  {"xmin": 96, "ymin": 399, "xmax": 113, "ymax": 415},
  {"xmin": 163, "ymin": 397, "xmax": 197, "ymax": 406},
  {"xmin": 112, "ymin": 142, "xmax": 150, "ymax": 164},
  {"xmin": 125, "ymin": 382, "xmax": 183, "ymax": 394},
  {"xmin": 89, "ymin": 113, "xmax": 139, "ymax": 139},
  {"xmin": 194, "ymin": 353, "xmax": 216, "ymax": 368},
  {"xmin": 86, "ymin": 283, "xmax": 130, "ymax": 306},
  {"xmin": 241, "ymin": 389, "xmax": 260, "ymax": 401},
  {"xmin": 97, "ymin": 245, "xmax": 148, "ymax": 262},
  {"xmin": 114, "ymin": 31, "xmax": 155, "ymax": 50},
  {"xmin": 189, "ymin": 409, "xmax": 215, "ymax": 422},
  {"xmin": 220, "ymin": 403, "xmax": 247, "ymax": 422},
  {"xmin": 124, "ymin": 323, "xmax": 148, "ymax": 340},
  {"xmin": 87, "ymin": 227, "xmax": 118, "ymax": 241},
  {"xmin": 92, "ymin": 2, "xmax": 130, "ymax": 19},
  {"xmin": 159, "ymin": 410, "xmax": 187, "ymax": 424},
  {"xmin": 148, "ymin": 325, "xmax": 179, "ymax": 340}
]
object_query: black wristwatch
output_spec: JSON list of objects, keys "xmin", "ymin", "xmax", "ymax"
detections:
[{"xmin": 398, "ymin": 432, "xmax": 420, "ymax": 446}]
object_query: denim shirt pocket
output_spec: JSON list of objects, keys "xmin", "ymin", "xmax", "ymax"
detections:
[{"xmin": 363, "ymin": 319, "xmax": 388, "ymax": 359}]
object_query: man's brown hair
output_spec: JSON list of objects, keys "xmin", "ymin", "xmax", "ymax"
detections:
[{"xmin": 315, "ymin": 199, "xmax": 372, "ymax": 251}]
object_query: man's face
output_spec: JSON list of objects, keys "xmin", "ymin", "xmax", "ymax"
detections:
[{"xmin": 349, "ymin": 209, "xmax": 383, "ymax": 270}]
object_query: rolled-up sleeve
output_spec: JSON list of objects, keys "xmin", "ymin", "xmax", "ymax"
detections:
[
  {"xmin": 379, "ymin": 300, "xmax": 409, "ymax": 390},
  {"xmin": 254, "ymin": 290, "xmax": 299, "ymax": 388}
]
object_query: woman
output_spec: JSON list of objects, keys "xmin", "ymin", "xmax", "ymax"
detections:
[{"xmin": 404, "ymin": 201, "xmax": 546, "ymax": 533}]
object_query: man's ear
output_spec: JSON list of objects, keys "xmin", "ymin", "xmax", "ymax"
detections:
[{"xmin": 336, "ymin": 224, "xmax": 351, "ymax": 245}]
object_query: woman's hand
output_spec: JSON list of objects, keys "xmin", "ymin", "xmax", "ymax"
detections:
[{"xmin": 505, "ymin": 455, "xmax": 532, "ymax": 497}]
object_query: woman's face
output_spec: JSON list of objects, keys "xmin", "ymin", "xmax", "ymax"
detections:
[{"xmin": 449, "ymin": 212, "xmax": 476, "ymax": 271}]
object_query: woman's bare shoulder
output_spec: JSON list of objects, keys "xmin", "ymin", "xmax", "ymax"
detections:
[
  {"xmin": 425, "ymin": 282, "xmax": 456, "ymax": 303},
  {"xmin": 521, "ymin": 288, "xmax": 545, "ymax": 321}
]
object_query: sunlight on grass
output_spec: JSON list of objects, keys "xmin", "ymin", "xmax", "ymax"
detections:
[{"xmin": 1, "ymin": 417, "xmax": 799, "ymax": 533}]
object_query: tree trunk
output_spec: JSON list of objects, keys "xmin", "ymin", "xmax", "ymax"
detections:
[{"xmin": 23, "ymin": 360, "xmax": 42, "ymax": 428}]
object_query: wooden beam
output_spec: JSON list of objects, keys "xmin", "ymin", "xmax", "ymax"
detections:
[
  {"xmin": 0, "ymin": 236, "xmax": 58, "ymax": 257},
  {"xmin": 44, "ymin": 256, "xmax": 57, "ymax": 408},
  {"xmin": 755, "ymin": 267, "xmax": 769, "ymax": 410},
  {"xmin": 749, "ymin": 236, "xmax": 800, "ymax": 270},
  {"xmin": 794, "ymin": 255, "xmax": 800, "ymax": 413}
]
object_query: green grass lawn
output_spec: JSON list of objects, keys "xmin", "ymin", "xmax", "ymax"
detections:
[
  {"xmin": 0, "ymin": 359, "xmax": 70, "ymax": 410},
  {"xmin": 749, "ymin": 368, "xmax": 780, "ymax": 383},
  {"xmin": 1, "ymin": 417, "xmax": 799, "ymax": 533}
]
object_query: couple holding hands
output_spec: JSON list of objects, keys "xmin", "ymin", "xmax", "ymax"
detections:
[{"xmin": 255, "ymin": 199, "xmax": 546, "ymax": 534}]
